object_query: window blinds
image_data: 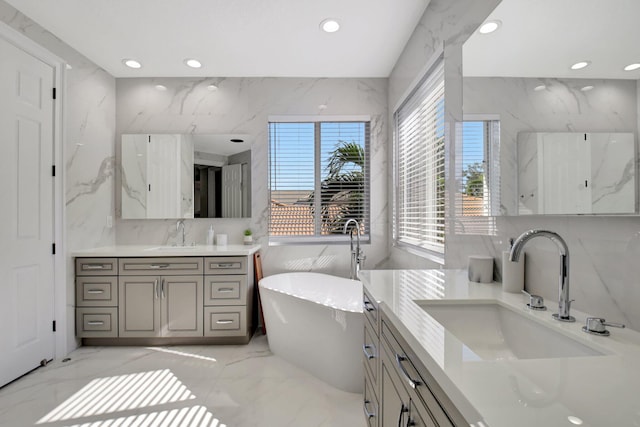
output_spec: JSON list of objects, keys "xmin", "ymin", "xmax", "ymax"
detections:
[
  {"xmin": 269, "ymin": 121, "xmax": 369, "ymax": 242},
  {"xmin": 394, "ymin": 59, "xmax": 445, "ymax": 253}
]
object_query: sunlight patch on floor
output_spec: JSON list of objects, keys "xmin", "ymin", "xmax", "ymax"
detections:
[
  {"xmin": 146, "ymin": 347, "xmax": 218, "ymax": 363},
  {"xmin": 65, "ymin": 405, "xmax": 224, "ymax": 427},
  {"xmin": 37, "ymin": 369, "xmax": 196, "ymax": 423}
]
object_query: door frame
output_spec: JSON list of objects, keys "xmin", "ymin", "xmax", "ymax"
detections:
[{"xmin": 0, "ymin": 22, "xmax": 67, "ymax": 359}]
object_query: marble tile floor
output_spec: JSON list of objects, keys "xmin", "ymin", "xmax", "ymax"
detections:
[{"xmin": 0, "ymin": 333, "xmax": 365, "ymax": 427}]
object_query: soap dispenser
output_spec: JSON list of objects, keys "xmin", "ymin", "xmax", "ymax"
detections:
[
  {"xmin": 502, "ymin": 238, "xmax": 525, "ymax": 293},
  {"xmin": 207, "ymin": 225, "xmax": 215, "ymax": 246}
]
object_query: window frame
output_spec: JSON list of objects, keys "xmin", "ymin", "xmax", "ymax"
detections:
[
  {"xmin": 268, "ymin": 115, "xmax": 371, "ymax": 246},
  {"xmin": 392, "ymin": 56, "xmax": 446, "ymax": 258}
]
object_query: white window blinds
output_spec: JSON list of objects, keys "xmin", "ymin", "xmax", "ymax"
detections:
[
  {"xmin": 269, "ymin": 120, "xmax": 370, "ymax": 243},
  {"xmin": 394, "ymin": 59, "xmax": 445, "ymax": 253}
]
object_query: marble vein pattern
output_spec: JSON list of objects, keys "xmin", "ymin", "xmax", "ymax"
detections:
[
  {"xmin": 1, "ymin": 0, "xmax": 117, "ymax": 355},
  {"xmin": 0, "ymin": 334, "xmax": 364, "ymax": 427},
  {"xmin": 115, "ymin": 77, "xmax": 389, "ymax": 277},
  {"xmin": 463, "ymin": 77, "xmax": 637, "ymax": 215}
]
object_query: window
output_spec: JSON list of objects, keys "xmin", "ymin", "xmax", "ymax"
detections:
[
  {"xmin": 268, "ymin": 118, "xmax": 370, "ymax": 244},
  {"xmin": 460, "ymin": 119, "xmax": 500, "ymax": 217},
  {"xmin": 393, "ymin": 58, "xmax": 445, "ymax": 254}
]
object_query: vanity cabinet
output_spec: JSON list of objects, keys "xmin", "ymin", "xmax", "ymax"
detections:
[
  {"xmin": 362, "ymin": 288, "xmax": 380, "ymax": 427},
  {"xmin": 203, "ymin": 256, "xmax": 253, "ymax": 341},
  {"xmin": 378, "ymin": 311, "xmax": 467, "ymax": 427},
  {"xmin": 75, "ymin": 254, "xmax": 254, "ymax": 344},
  {"xmin": 75, "ymin": 258, "xmax": 119, "ymax": 338}
]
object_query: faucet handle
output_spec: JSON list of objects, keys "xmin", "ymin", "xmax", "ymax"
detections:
[
  {"xmin": 582, "ymin": 317, "xmax": 625, "ymax": 336},
  {"xmin": 521, "ymin": 290, "xmax": 547, "ymax": 311}
]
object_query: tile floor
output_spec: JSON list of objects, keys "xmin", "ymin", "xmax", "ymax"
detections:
[{"xmin": 0, "ymin": 333, "xmax": 364, "ymax": 427}]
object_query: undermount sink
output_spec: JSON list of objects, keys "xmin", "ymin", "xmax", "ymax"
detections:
[{"xmin": 417, "ymin": 301, "xmax": 605, "ymax": 361}]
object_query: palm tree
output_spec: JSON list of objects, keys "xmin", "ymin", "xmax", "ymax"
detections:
[{"xmin": 301, "ymin": 141, "xmax": 366, "ymax": 234}]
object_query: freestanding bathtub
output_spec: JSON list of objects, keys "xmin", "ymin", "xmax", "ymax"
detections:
[{"xmin": 258, "ymin": 272, "xmax": 363, "ymax": 393}]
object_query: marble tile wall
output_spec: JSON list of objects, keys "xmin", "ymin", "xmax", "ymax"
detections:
[
  {"xmin": 384, "ymin": 0, "xmax": 501, "ymax": 269},
  {"xmin": 0, "ymin": 1, "xmax": 116, "ymax": 353},
  {"xmin": 115, "ymin": 77, "xmax": 389, "ymax": 277},
  {"xmin": 386, "ymin": 0, "xmax": 640, "ymax": 331},
  {"xmin": 463, "ymin": 77, "xmax": 638, "ymax": 215}
]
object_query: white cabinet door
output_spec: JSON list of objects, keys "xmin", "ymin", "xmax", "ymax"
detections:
[
  {"xmin": 0, "ymin": 36, "xmax": 55, "ymax": 387},
  {"xmin": 222, "ymin": 163, "xmax": 242, "ymax": 217}
]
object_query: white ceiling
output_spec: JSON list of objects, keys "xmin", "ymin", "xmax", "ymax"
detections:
[
  {"xmin": 464, "ymin": 0, "xmax": 640, "ymax": 80},
  {"xmin": 6, "ymin": 0, "xmax": 430, "ymax": 78}
]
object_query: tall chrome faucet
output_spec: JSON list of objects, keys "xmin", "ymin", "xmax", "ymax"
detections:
[
  {"xmin": 509, "ymin": 229, "xmax": 575, "ymax": 322},
  {"xmin": 176, "ymin": 220, "xmax": 186, "ymax": 247},
  {"xmin": 343, "ymin": 219, "xmax": 365, "ymax": 280}
]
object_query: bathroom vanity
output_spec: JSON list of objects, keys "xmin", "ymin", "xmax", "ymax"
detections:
[
  {"xmin": 74, "ymin": 245, "xmax": 260, "ymax": 345},
  {"xmin": 360, "ymin": 269, "xmax": 640, "ymax": 427}
]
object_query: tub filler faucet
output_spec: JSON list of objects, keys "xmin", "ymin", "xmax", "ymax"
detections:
[
  {"xmin": 509, "ymin": 229, "xmax": 575, "ymax": 322},
  {"xmin": 343, "ymin": 219, "xmax": 365, "ymax": 280}
]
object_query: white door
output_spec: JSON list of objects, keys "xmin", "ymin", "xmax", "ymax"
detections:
[
  {"xmin": 222, "ymin": 163, "xmax": 242, "ymax": 217},
  {"xmin": 0, "ymin": 36, "xmax": 55, "ymax": 387}
]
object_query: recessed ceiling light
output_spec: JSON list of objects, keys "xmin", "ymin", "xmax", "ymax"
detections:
[
  {"xmin": 479, "ymin": 20, "xmax": 501, "ymax": 34},
  {"xmin": 123, "ymin": 59, "xmax": 142, "ymax": 69},
  {"xmin": 570, "ymin": 61, "xmax": 591, "ymax": 70},
  {"xmin": 155, "ymin": 84, "xmax": 167, "ymax": 91},
  {"xmin": 533, "ymin": 85, "xmax": 546, "ymax": 91},
  {"xmin": 580, "ymin": 85, "xmax": 594, "ymax": 92},
  {"xmin": 567, "ymin": 416, "xmax": 583, "ymax": 425},
  {"xmin": 207, "ymin": 84, "xmax": 218, "ymax": 91},
  {"xmin": 320, "ymin": 19, "xmax": 340, "ymax": 33},
  {"xmin": 623, "ymin": 63, "xmax": 640, "ymax": 71},
  {"xmin": 184, "ymin": 58, "xmax": 202, "ymax": 69},
  {"xmin": 318, "ymin": 104, "xmax": 328, "ymax": 110},
  {"xmin": 65, "ymin": 64, "xmax": 73, "ymax": 70}
]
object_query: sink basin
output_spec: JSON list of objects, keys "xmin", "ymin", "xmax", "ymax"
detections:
[{"xmin": 417, "ymin": 301, "xmax": 605, "ymax": 361}]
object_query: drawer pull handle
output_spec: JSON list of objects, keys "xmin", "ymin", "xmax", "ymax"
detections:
[
  {"xmin": 218, "ymin": 287, "xmax": 235, "ymax": 292},
  {"xmin": 87, "ymin": 321, "xmax": 105, "ymax": 326},
  {"xmin": 87, "ymin": 289, "xmax": 105, "ymax": 294},
  {"xmin": 363, "ymin": 399, "xmax": 375, "ymax": 419},
  {"xmin": 150, "ymin": 264, "xmax": 170, "ymax": 269},
  {"xmin": 396, "ymin": 354, "xmax": 421, "ymax": 389},
  {"xmin": 215, "ymin": 263, "xmax": 236, "ymax": 268},
  {"xmin": 363, "ymin": 301, "xmax": 375, "ymax": 312},
  {"xmin": 216, "ymin": 319, "xmax": 234, "ymax": 324},
  {"xmin": 362, "ymin": 344, "xmax": 375, "ymax": 360},
  {"xmin": 84, "ymin": 264, "xmax": 106, "ymax": 270}
]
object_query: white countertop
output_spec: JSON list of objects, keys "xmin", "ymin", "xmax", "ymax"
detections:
[
  {"xmin": 72, "ymin": 244, "xmax": 261, "ymax": 257},
  {"xmin": 359, "ymin": 269, "xmax": 640, "ymax": 427}
]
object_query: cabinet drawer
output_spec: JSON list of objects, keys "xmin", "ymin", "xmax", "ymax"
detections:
[
  {"xmin": 204, "ymin": 306, "xmax": 247, "ymax": 337},
  {"xmin": 76, "ymin": 308, "xmax": 118, "ymax": 338},
  {"xmin": 204, "ymin": 275, "xmax": 247, "ymax": 305},
  {"xmin": 382, "ymin": 320, "xmax": 454, "ymax": 427},
  {"xmin": 119, "ymin": 257, "xmax": 203, "ymax": 275},
  {"xmin": 364, "ymin": 319, "xmax": 379, "ymax": 389},
  {"xmin": 363, "ymin": 289, "xmax": 378, "ymax": 331},
  {"xmin": 76, "ymin": 277, "xmax": 118, "ymax": 306},
  {"xmin": 76, "ymin": 258, "xmax": 117, "ymax": 276},
  {"xmin": 364, "ymin": 369, "xmax": 379, "ymax": 427},
  {"xmin": 204, "ymin": 257, "xmax": 247, "ymax": 275}
]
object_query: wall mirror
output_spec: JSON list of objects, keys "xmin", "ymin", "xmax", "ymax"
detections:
[
  {"xmin": 462, "ymin": 0, "xmax": 639, "ymax": 216},
  {"xmin": 121, "ymin": 134, "xmax": 252, "ymax": 219}
]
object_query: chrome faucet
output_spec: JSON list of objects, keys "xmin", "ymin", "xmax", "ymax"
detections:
[
  {"xmin": 509, "ymin": 229, "xmax": 575, "ymax": 322},
  {"xmin": 176, "ymin": 220, "xmax": 186, "ymax": 246},
  {"xmin": 343, "ymin": 219, "xmax": 365, "ymax": 280}
]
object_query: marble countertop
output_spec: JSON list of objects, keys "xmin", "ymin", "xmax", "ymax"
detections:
[
  {"xmin": 72, "ymin": 244, "xmax": 261, "ymax": 257},
  {"xmin": 359, "ymin": 269, "xmax": 640, "ymax": 427}
]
